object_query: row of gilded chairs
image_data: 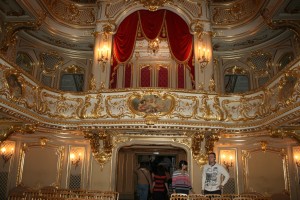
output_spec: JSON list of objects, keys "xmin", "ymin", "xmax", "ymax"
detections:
[
  {"xmin": 170, "ymin": 193, "xmax": 273, "ymax": 200},
  {"xmin": 8, "ymin": 187, "xmax": 119, "ymax": 200}
]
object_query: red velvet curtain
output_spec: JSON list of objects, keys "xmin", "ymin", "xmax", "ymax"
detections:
[
  {"xmin": 110, "ymin": 12, "xmax": 138, "ymax": 88},
  {"xmin": 165, "ymin": 11, "xmax": 193, "ymax": 63},
  {"xmin": 110, "ymin": 10, "xmax": 194, "ymax": 89},
  {"xmin": 139, "ymin": 10, "xmax": 165, "ymax": 40}
]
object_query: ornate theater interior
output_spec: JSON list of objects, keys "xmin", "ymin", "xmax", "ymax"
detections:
[{"xmin": 0, "ymin": 0, "xmax": 300, "ymax": 199}]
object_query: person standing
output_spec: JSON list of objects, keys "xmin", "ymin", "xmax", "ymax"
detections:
[
  {"xmin": 202, "ymin": 152, "xmax": 230, "ymax": 195},
  {"xmin": 172, "ymin": 160, "xmax": 192, "ymax": 195},
  {"xmin": 135, "ymin": 162, "xmax": 152, "ymax": 200},
  {"xmin": 152, "ymin": 165, "xmax": 169, "ymax": 200}
]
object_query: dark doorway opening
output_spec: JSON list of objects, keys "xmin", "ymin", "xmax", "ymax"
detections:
[{"xmin": 116, "ymin": 145, "xmax": 186, "ymax": 200}]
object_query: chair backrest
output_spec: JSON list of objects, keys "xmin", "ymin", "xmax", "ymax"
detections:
[
  {"xmin": 8, "ymin": 193, "xmax": 26, "ymax": 200},
  {"xmin": 222, "ymin": 194, "xmax": 239, "ymax": 199},
  {"xmin": 188, "ymin": 194, "xmax": 207, "ymax": 200},
  {"xmin": 77, "ymin": 193, "xmax": 95, "ymax": 199},
  {"xmin": 240, "ymin": 194, "xmax": 258, "ymax": 199},
  {"xmin": 205, "ymin": 194, "xmax": 221, "ymax": 198},
  {"xmin": 233, "ymin": 197, "xmax": 253, "ymax": 200},
  {"xmin": 253, "ymin": 197, "xmax": 272, "ymax": 200},
  {"xmin": 103, "ymin": 191, "xmax": 119, "ymax": 200},
  {"xmin": 188, "ymin": 194, "xmax": 209, "ymax": 200},
  {"xmin": 212, "ymin": 197, "xmax": 231, "ymax": 200},
  {"xmin": 170, "ymin": 193, "xmax": 188, "ymax": 200}
]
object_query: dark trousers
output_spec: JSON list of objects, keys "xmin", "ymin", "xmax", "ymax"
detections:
[{"xmin": 204, "ymin": 189, "xmax": 221, "ymax": 195}]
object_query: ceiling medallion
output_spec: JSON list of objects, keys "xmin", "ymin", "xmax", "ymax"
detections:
[{"xmin": 126, "ymin": 0, "xmax": 173, "ymax": 11}]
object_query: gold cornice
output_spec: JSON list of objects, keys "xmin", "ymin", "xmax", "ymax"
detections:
[
  {"xmin": 211, "ymin": 0, "xmax": 264, "ymax": 27},
  {"xmin": 0, "ymin": 16, "xmax": 44, "ymax": 52},
  {"xmin": 0, "ymin": 124, "xmax": 37, "ymax": 143},
  {"xmin": 262, "ymin": 8, "xmax": 300, "ymax": 38},
  {"xmin": 41, "ymin": 0, "xmax": 96, "ymax": 27}
]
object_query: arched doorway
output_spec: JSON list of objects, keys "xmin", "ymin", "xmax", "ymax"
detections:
[{"xmin": 116, "ymin": 145, "xmax": 187, "ymax": 200}]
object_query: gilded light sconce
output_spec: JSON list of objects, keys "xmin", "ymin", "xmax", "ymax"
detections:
[
  {"xmin": 198, "ymin": 45, "xmax": 210, "ymax": 72},
  {"xmin": 222, "ymin": 154, "xmax": 233, "ymax": 171},
  {"xmin": 69, "ymin": 147, "xmax": 84, "ymax": 170},
  {"xmin": 260, "ymin": 141, "xmax": 268, "ymax": 152},
  {"xmin": 97, "ymin": 45, "xmax": 109, "ymax": 72},
  {"xmin": 70, "ymin": 152, "xmax": 82, "ymax": 170},
  {"xmin": 0, "ymin": 144, "xmax": 14, "ymax": 167}
]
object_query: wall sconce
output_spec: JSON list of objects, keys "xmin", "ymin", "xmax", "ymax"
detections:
[
  {"xmin": 198, "ymin": 45, "xmax": 210, "ymax": 72},
  {"xmin": 97, "ymin": 45, "xmax": 109, "ymax": 72},
  {"xmin": 295, "ymin": 155, "xmax": 300, "ymax": 167},
  {"xmin": 260, "ymin": 141, "xmax": 268, "ymax": 152},
  {"xmin": 222, "ymin": 154, "xmax": 233, "ymax": 171},
  {"xmin": 70, "ymin": 152, "xmax": 81, "ymax": 170},
  {"xmin": 1, "ymin": 146, "xmax": 14, "ymax": 167}
]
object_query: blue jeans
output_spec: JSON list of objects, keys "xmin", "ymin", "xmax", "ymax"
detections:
[{"xmin": 137, "ymin": 184, "xmax": 149, "ymax": 200}]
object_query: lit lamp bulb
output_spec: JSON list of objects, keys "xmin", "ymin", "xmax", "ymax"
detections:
[
  {"xmin": 1, "ymin": 146, "xmax": 14, "ymax": 166},
  {"xmin": 97, "ymin": 45, "xmax": 109, "ymax": 72},
  {"xmin": 295, "ymin": 155, "xmax": 300, "ymax": 167},
  {"xmin": 70, "ymin": 153, "xmax": 75, "ymax": 161},
  {"xmin": 1, "ymin": 147, "xmax": 6, "ymax": 154},
  {"xmin": 70, "ymin": 153, "xmax": 81, "ymax": 170},
  {"xmin": 223, "ymin": 154, "xmax": 233, "ymax": 171}
]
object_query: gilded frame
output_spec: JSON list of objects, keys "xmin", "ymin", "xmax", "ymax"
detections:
[
  {"xmin": 16, "ymin": 142, "xmax": 65, "ymax": 187},
  {"xmin": 128, "ymin": 93, "xmax": 175, "ymax": 117},
  {"xmin": 242, "ymin": 148, "xmax": 290, "ymax": 194}
]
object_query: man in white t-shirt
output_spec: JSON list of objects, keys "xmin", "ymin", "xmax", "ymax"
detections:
[{"xmin": 202, "ymin": 152, "xmax": 230, "ymax": 195}]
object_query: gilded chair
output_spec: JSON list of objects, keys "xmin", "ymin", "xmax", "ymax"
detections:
[
  {"xmin": 24, "ymin": 196, "xmax": 47, "ymax": 200},
  {"xmin": 40, "ymin": 191, "xmax": 57, "ymax": 198},
  {"xmin": 222, "ymin": 194, "xmax": 239, "ymax": 199},
  {"xmin": 205, "ymin": 194, "xmax": 221, "ymax": 199},
  {"xmin": 8, "ymin": 193, "xmax": 26, "ymax": 200},
  {"xmin": 239, "ymin": 194, "xmax": 258, "ymax": 199},
  {"xmin": 58, "ymin": 191, "xmax": 78, "ymax": 198},
  {"xmin": 89, "ymin": 193, "xmax": 115, "ymax": 200},
  {"xmin": 233, "ymin": 197, "xmax": 252, "ymax": 200},
  {"xmin": 211, "ymin": 197, "xmax": 231, "ymax": 200},
  {"xmin": 40, "ymin": 186, "xmax": 57, "ymax": 193},
  {"xmin": 77, "ymin": 193, "xmax": 95, "ymax": 199},
  {"xmin": 103, "ymin": 191, "xmax": 119, "ymax": 200},
  {"xmin": 253, "ymin": 197, "xmax": 272, "ymax": 200},
  {"xmin": 170, "ymin": 193, "xmax": 188, "ymax": 200},
  {"xmin": 23, "ymin": 191, "xmax": 40, "ymax": 199},
  {"xmin": 188, "ymin": 194, "xmax": 207, "ymax": 200}
]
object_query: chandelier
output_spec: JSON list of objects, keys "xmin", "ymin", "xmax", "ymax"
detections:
[
  {"xmin": 148, "ymin": 38, "xmax": 160, "ymax": 54},
  {"xmin": 125, "ymin": 0, "xmax": 173, "ymax": 11}
]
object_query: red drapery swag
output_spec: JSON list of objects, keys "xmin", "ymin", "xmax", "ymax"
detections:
[{"xmin": 110, "ymin": 9, "xmax": 194, "ymax": 88}]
